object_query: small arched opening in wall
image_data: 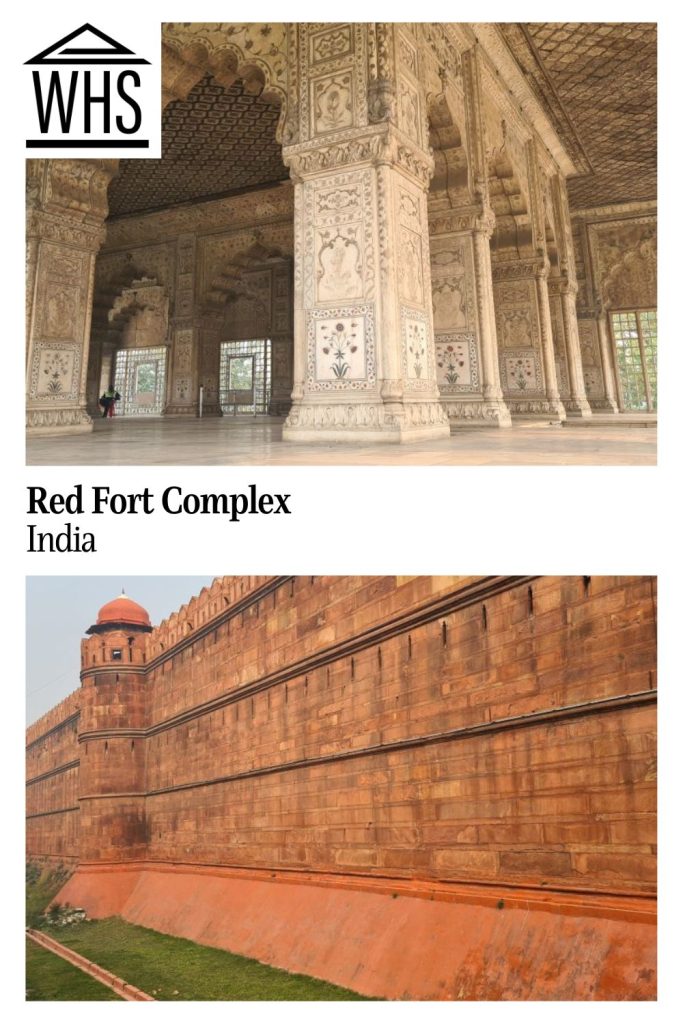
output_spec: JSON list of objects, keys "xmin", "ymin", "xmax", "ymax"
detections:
[
  {"xmin": 88, "ymin": 269, "xmax": 170, "ymax": 419},
  {"xmin": 199, "ymin": 235, "xmax": 294, "ymax": 418}
]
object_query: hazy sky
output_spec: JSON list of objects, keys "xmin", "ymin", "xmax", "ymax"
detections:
[{"xmin": 26, "ymin": 576, "xmax": 215, "ymax": 724}]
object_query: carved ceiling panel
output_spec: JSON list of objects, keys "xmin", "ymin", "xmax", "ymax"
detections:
[
  {"xmin": 508, "ymin": 23, "xmax": 656, "ymax": 209},
  {"xmin": 108, "ymin": 75, "xmax": 288, "ymax": 217}
]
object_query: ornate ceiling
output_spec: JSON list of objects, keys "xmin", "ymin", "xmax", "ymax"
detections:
[
  {"xmin": 108, "ymin": 25, "xmax": 656, "ymax": 219},
  {"xmin": 507, "ymin": 23, "xmax": 657, "ymax": 209},
  {"xmin": 107, "ymin": 75, "xmax": 287, "ymax": 218}
]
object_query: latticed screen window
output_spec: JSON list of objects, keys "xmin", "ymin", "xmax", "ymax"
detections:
[
  {"xmin": 610, "ymin": 310, "xmax": 657, "ymax": 412},
  {"xmin": 113, "ymin": 346, "xmax": 167, "ymax": 417},
  {"xmin": 220, "ymin": 340, "xmax": 271, "ymax": 415}
]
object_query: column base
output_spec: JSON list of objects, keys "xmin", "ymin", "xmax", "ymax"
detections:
[
  {"xmin": 564, "ymin": 398, "xmax": 593, "ymax": 417},
  {"xmin": 164, "ymin": 405, "xmax": 198, "ymax": 417},
  {"xmin": 589, "ymin": 398, "xmax": 620, "ymax": 414},
  {"xmin": 283, "ymin": 400, "xmax": 450, "ymax": 444},
  {"xmin": 442, "ymin": 397, "xmax": 512, "ymax": 428},
  {"xmin": 269, "ymin": 396, "xmax": 293, "ymax": 416},
  {"xmin": 507, "ymin": 398, "xmax": 566, "ymax": 422},
  {"xmin": 26, "ymin": 407, "xmax": 93, "ymax": 436}
]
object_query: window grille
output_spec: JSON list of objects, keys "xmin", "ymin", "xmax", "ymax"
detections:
[
  {"xmin": 219, "ymin": 339, "xmax": 271, "ymax": 415},
  {"xmin": 610, "ymin": 310, "xmax": 657, "ymax": 412},
  {"xmin": 113, "ymin": 347, "xmax": 167, "ymax": 416}
]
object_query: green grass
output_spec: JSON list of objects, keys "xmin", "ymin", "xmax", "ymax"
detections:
[
  {"xmin": 43, "ymin": 917, "xmax": 372, "ymax": 1000},
  {"xmin": 26, "ymin": 938, "xmax": 122, "ymax": 1001},
  {"xmin": 25, "ymin": 862, "xmax": 71, "ymax": 928}
]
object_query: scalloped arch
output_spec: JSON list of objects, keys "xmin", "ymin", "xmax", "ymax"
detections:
[{"xmin": 162, "ymin": 24, "xmax": 289, "ymax": 140}]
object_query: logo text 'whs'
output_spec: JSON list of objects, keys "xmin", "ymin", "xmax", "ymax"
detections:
[{"xmin": 24, "ymin": 23, "xmax": 160, "ymax": 156}]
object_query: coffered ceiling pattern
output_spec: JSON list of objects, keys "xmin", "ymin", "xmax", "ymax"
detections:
[
  {"xmin": 512, "ymin": 23, "xmax": 656, "ymax": 209},
  {"xmin": 108, "ymin": 75, "xmax": 288, "ymax": 218}
]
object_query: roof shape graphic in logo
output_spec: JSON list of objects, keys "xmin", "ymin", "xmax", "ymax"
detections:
[{"xmin": 25, "ymin": 23, "xmax": 150, "ymax": 65}]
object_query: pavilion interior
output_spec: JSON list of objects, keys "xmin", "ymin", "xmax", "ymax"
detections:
[{"xmin": 26, "ymin": 23, "xmax": 656, "ymax": 465}]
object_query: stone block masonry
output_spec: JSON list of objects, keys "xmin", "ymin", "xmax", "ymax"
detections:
[{"xmin": 27, "ymin": 575, "xmax": 657, "ymax": 999}]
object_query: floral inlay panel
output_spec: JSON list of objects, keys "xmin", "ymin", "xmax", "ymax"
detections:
[
  {"xmin": 502, "ymin": 351, "xmax": 543, "ymax": 392},
  {"xmin": 401, "ymin": 308, "xmax": 434, "ymax": 390},
  {"xmin": 307, "ymin": 305, "xmax": 376, "ymax": 391},
  {"xmin": 29, "ymin": 342, "xmax": 81, "ymax": 402},
  {"xmin": 435, "ymin": 335, "xmax": 479, "ymax": 391}
]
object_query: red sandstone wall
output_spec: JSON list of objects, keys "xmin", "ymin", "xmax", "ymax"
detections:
[
  {"xmin": 26, "ymin": 689, "xmax": 82, "ymax": 863},
  {"xmin": 139, "ymin": 576, "xmax": 656, "ymax": 893},
  {"xmin": 26, "ymin": 576, "xmax": 657, "ymax": 895}
]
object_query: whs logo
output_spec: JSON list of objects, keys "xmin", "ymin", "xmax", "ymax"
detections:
[{"xmin": 24, "ymin": 22, "xmax": 160, "ymax": 157}]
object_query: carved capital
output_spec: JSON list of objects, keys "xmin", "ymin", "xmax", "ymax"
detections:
[
  {"xmin": 26, "ymin": 208, "xmax": 107, "ymax": 250},
  {"xmin": 283, "ymin": 125, "xmax": 433, "ymax": 186},
  {"xmin": 41, "ymin": 159, "xmax": 118, "ymax": 222}
]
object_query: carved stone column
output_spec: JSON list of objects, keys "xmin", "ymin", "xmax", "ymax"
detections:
[
  {"xmin": 198, "ymin": 314, "xmax": 223, "ymax": 417},
  {"xmin": 549, "ymin": 175, "xmax": 591, "ymax": 416},
  {"xmin": 427, "ymin": 44, "xmax": 510, "ymax": 427},
  {"xmin": 26, "ymin": 159, "xmax": 117, "ymax": 435},
  {"xmin": 269, "ymin": 262, "xmax": 294, "ymax": 415},
  {"xmin": 470, "ymin": 211, "xmax": 512, "ymax": 425},
  {"xmin": 534, "ymin": 261, "xmax": 566, "ymax": 420},
  {"xmin": 429, "ymin": 206, "xmax": 511, "ymax": 428},
  {"xmin": 596, "ymin": 310, "xmax": 621, "ymax": 412},
  {"xmin": 281, "ymin": 23, "xmax": 449, "ymax": 443},
  {"xmin": 166, "ymin": 233, "xmax": 199, "ymax": 416},
  {"xmin": 555, "ymin": 281, "xmax": 593, "ymax": 415}
]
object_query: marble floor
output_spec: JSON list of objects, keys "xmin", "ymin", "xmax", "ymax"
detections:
[{"xmin": 26, "ymin": 414, "xmax": 657, "ymax": 466}]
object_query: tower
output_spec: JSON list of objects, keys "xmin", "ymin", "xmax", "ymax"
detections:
[{"xmin": 78, "ymin": 594, "xmax": 152, "ymax": 863}]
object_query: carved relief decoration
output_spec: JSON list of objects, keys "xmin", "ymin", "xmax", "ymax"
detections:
[
  {"xmin": 316, "ymin": 226, "xmax": 363, "ymax": 302},
  {"xmin": 309, "ymin": 25, "xmax": 354, "ymax": 65},
  {"xmin": 312, "ymin": 74, "xmax": 354, "ymax": 135},
  {"xmin": 104, "ymin": 183, "xmax": 294, "ymax": 249},
  {"xmin": 162, "ymin": 22, "xmax": 289, "ymax": 110},
  {"xmin": 398, "ymin": 76, "xmax": 420, "ymax": 144},
  {"xmin": 588, "ymin": 219, "xmax": 657, "ymax": 311},
  {"xmin": 420, "ymin": 23, "xmax": 462, "ymax": 86},
  {"xmin": 305, "ymin": 169, "xmax": 376, "ymax": 311},
  {"xmin": 297, "ymin": 24, "xmax": 367, "ymax": 141},
  {"xmin": 398, "ymin": 228, "xmax": 424, "ymax": 305},
  {"xmin": 430, "ymin": 243, "xmax": 473, "ymax": 333},
  {"xmin": 173, "ymin": 329, "xmax": 194, "ymax": 376},
  {"xmin": 397, "ymin": 33, "xmax": 418, "ymax": 78},
  {"xmin": 578, "ymin": 319, "xmax": 605, "ymax": 396}
]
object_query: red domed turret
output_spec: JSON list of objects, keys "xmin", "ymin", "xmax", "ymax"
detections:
[{"xmin": 86, "ymin": 592, "xmax": 152, "ymax": 634}]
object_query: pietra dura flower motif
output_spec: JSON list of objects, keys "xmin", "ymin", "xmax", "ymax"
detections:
[
  {"xmin": 511, "ymin": 357, "xmax": 534, "ymax": 389},
  {"xmin": 407, "ymin": 322, "xmax": 426, "ymax": 378},
  {"xmin": 42, "ymin": 352, "xmax": 71, "ymax": 394},
  {"xmin": 320, "ymin": 321, "xmax": 359, "ymax": 378},
  {"xmin": 437, "ymin": 343, "xmax": 466, "ymax": 385}
]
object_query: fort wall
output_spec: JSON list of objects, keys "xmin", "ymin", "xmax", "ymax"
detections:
[
  {"xmin": 27, "ymin": 575, "xmax": 657, "ymax": 998},
  {"xmin": 26, "ymin": 689, "xmax": 81, "ymax": 864}
]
